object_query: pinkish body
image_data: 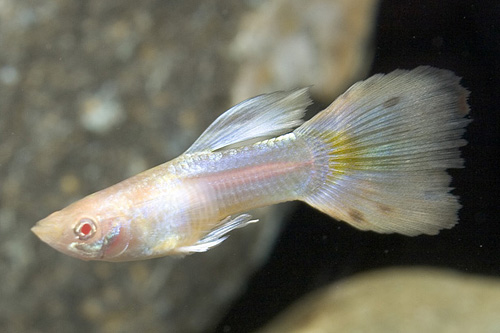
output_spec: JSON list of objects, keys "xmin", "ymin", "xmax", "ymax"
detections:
[
  {"xmin": 32, "ymin": 67, "xmax": 470, "ymax": 261},
  {"xmin": 49, "ymin": 133, "xmax": 311, "ymax": 260}
]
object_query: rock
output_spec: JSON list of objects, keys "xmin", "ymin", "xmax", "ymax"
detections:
[
  {"xmin": 0, "ymin": 1, "xmax": 375, "ymax": 332},
  {"xmin": 230, "ymin": 0, "xmax": 377, "ymax": 103},
  {"xmin": 258, "ymin": 267, "xmax": 500, "ymax": 333}
]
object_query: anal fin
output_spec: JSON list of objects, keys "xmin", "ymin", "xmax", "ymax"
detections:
[{"xmin": 176, "ymin": 214, "xmax": 258, "ymax": 253}]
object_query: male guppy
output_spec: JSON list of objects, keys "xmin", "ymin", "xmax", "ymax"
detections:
[{"xmin": 32, "ymin": 66, "xmax": 470, "ymax": 261}]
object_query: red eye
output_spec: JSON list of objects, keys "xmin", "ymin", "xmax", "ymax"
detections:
[
  {"xmin": 74, "ymin": 218, "xmax": 97, "ymax": 240},
  {"xmin": 80, "ymin": 223, "xmax": 92, "ymax": 235}
]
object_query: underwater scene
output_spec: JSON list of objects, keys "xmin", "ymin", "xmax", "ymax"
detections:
[{"xmin": 0, "ymin": 0, "xmax": 498, "ymax": 332}]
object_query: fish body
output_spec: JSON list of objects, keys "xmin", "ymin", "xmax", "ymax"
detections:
[{"xmin": 32, "ymin": 66, "xmax": 470, "ymax": 261}]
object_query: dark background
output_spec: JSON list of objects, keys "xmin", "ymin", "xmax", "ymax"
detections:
[{"xmin": 215, "ymin": 0, "xmax": 500, "ymax": 332}]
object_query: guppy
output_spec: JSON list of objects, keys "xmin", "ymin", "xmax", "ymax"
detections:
[{"xmin": 32, "ymin": 66, "xmax": 470, "ymax": 261}]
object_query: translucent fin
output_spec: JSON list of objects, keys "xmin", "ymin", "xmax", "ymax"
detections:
[
  {"xmin": 295, "ymin": 66, "xmax": 471, "ymax": 236},
  {"xmin": 176, "ymin": 214, "xmax": 258, "ymax": 253},
  {"xmin": 184, "ymin": 88, "xmax": 311, "ymax": 153}
]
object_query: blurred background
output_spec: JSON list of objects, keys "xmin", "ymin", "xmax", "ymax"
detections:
[{"xmin": 0, "ymin": 0, "xmax": 498, "ymax": 332}]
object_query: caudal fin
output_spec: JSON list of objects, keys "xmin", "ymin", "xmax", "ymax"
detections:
[{"xmin": 295, "ymin": 66, "xmax": 470, "ymax": 236}]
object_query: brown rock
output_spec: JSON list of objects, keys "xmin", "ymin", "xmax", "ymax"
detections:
[
  {"xmin": 258, "ymin": 268, "xmax": 500, "ymax": 333},
  {"xmin": 230, "ymin": 0, "xmax": 378, "ymax": 103}
]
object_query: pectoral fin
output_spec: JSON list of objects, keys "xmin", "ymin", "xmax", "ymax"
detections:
[{"xmin": 176, "ymin": 214, "xmax": 259, "ymax": 253}]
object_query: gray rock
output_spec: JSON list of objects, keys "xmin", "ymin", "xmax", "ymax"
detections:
[{"xmin": 0, "ymin": 1, "xmax": 375, "ymax": 332}]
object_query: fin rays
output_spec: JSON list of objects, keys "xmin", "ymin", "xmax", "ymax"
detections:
[
  {"xmin": 185, "ymin": 88, "xmax": 311, "ymax": 153},
  {"xmin": 296, "ymin": 66, "xmax": 470, "ymax": 236},
  {"xmin": 176, "ymin": 214, "xmax": 258, "ymax": 253}
]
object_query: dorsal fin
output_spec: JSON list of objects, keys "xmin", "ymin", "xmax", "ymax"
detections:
[{"xmin": 184, "ymin": 88, "xmax": 311, "ymax": 153}]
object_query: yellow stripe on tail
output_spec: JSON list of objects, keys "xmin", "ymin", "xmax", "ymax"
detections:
[{"xmin": 295, "ymin": 66, "xmax": 471, "ymax": 236}]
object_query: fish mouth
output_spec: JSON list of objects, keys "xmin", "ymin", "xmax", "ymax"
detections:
[
  {"xmin": 31, "ymin": 221, "xmax": 56, "ymax": 244},
  {"xmin": 31, "ymin": 213, "xmax": 67, "ymax": 251}
]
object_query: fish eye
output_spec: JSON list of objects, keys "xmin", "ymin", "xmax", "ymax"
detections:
[{"xmin": 74, "ymin": 218, "xmax": 97, "ymax": 240}]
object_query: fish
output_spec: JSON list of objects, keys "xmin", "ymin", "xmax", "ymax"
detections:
[{"xmin": 32, "ymin": 66, "xmax": 471, "ymax": 261}]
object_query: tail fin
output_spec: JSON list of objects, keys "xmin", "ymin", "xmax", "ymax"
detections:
[{"xmin": 295, "ymin": 66, "xmax": 470, "ymax": 236}]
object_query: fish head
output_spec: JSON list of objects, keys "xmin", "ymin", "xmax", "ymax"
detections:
[{"xmin": 32, "ymin": 194, "xmax": 132, "ymax": 261}]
